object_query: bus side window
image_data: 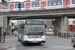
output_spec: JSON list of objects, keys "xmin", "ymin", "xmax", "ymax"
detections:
[
  {"xmin": 18, "ymin": 26, "xmax": 20, "ymax": 34},
  {"xmin": 19, "ymin": 26, "xmax": 21, "ymax": 34},
  {"xmin": 21, "ymin": 25, "xmax": 24, "ymax": 34}
]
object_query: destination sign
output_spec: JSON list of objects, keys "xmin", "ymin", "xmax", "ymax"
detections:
[{"xmin": 26, "ymin": 21, "xmax": 44, "ymax": 24}]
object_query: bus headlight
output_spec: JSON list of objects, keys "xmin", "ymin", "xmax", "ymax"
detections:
[
  {"xmin": 42, "ymin": 37, "xmax": 46, "ymax": 40},
  {"xmin": 23, "ymin": 37, "xmax": 28, "ymax": 40},
  {"xmin": 23, "ymin": 38, "xmax": 27, "ymax": 40}
]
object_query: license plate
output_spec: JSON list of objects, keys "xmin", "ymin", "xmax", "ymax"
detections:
[
  {"xmin": 29, "ymin": 36, "xmax": 33, "ymax": 38},
  {"xmin": 33, "ymin": 41, "xmax": 37, "ymax": 43},
  {"xmin": 28, "ymin": 35, "xmax": 36, "ymax": 38}
]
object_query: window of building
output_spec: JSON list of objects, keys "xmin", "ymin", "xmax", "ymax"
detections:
[
  {"xmin": 73, "ymin": 21, "xmax": 75, "ymax": 24},
  {"xmin": 43, "ymin": 2, "xmax": 46, "ymax": 6},
  {"xmin": 48, "ymin": 2, "xmax": 52, "ymax": 6},
  {"xmin": 67, "ymin": 0, "xmax": 69, "ymax": 4},
  {"xmin": 73, "ymin": 0, "xmax": 75, "ymax": 4},
  {"xmin": 0, "ymin": 4, "xmax": 2, "ymax": 9},
  {"xmin": 57, "ymin": 1, "xmax": 61, "ymax": 5},
  {"xmin": 32, "ymin": 3, "xmax": 39, "ymax": 7},
  {"xmin": 21, "ymin": 4, "xmax": 24, "ymax": 8},
  {"xmin": 72, "ymin": 27, "xmax": 75, "ymax": 30},
  {"xmin": 32, "ymin": 3, "xmax": 35, "ymax": 7},
  {"xmin": 2, "ymin": 4, "xmax": 8, "ymax": 9},
  {"xmin": 41, "ymin": 2, "xmax": 46, "ymax": 6},
  {"xmin": 36, "ymin": 3, "xmax": 39, "ymax": 6},
  {"xmin": 26, "ymin": 3, "xmax": 30, "ymax": 7},
  {"xmin": 41, "ymin": 2, "xmax": 43, "ymax": 6},
  {"xmin": 15, "ymin": 4, "xmax": 18, "ymax": 8},
  {"xmin": 64, "ymin": 0, "xmax": 66, "ymax": 4},
  {"xmin": 53, "ymin": 1, "xmax": 56, "ymax": 5},
  {"xmin": 10, "ymin": 5, "xmax": 14, "ymax": 8}
]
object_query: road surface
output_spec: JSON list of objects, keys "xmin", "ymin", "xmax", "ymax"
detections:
[{"xmin": 5, "ymin": 35, "xmax": 75, "ymax": 50}]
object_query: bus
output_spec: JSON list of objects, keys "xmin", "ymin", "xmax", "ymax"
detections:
[{"xmin": 18, "ymin": 20, "xmax": 46, "ymax": 44}]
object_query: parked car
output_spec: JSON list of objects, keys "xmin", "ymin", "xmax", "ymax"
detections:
[
  {"xmin": 46, "ymin": 29, "xmax": 54, "ymax": 35},
  {"xmin": 49, "ymin": 28, "xmax": 53, "ymax": 32}
]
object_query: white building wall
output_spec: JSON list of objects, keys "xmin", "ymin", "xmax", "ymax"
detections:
[
  {"xmin": 5, "ymin": 0, "xmax": 14, "ymax": 2},
  {"xmin": 0, "ymin": 0, "xmax": 1, "ymax": 3},
  {"xmin": 30, "ymin": 0, "xmax": 40, "ymax": 1},
  {"xmin": 68, "ymin": 19, "xmax": 75, "ymax": 25},
  {"xmin": 0, "ymin": 0, "xmax": 41, "ymax": 2},
  {"xmin": 0, "ymin": 0, "xmax": 14, "ymax": 3},
  {"xmin": 17, "ymin": 20, "xmax": 25, "ymax": 25}
]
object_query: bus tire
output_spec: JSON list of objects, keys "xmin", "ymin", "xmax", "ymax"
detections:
[
  {"xmin": 21, "ymin": 41, "xmax": 25, "ymax": 45},
  {"xmin": 21, "ymin": 40, "xmax": 25, "ymax": 45},
  {"xmin": 22, "ymin": 43, "xmax": 25, "ymax": 45},
  {"xmin": 38, "ymin": 43, "xmax": 41, "ymax": 45}
]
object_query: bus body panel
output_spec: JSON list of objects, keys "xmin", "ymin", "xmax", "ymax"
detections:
[
  {"xmin": 22, "ymin": 35, "xmax": 46, "ymax": 43},
  {"xmin": 18, "ymin": 21, "xmax": 46, "ymax": 43}
]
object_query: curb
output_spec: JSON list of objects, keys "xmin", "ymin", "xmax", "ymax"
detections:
[
  {"xmin": 46, "ymin": 34, "xmax": 54, "ymax": 36},
  {"xmin": 54, "ymin": 36, "xmax": 72, "ymax": 40},
  {"xmin": 0, "ymin": 45, "xmax": 15, "ymax": 50}
]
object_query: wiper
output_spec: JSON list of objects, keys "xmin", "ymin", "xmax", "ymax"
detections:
[
  {"xmin": 27, "ymin": 33, "xmax": 32, "ymax": 35},
  {"xmin": 38, "ymin": 31, "xmax": 44, "ymax": 35}
]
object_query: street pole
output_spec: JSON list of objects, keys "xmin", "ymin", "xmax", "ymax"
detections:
[
  {"xmin": 3, "ymin": 13, "xmax": 5, "ymax": 43},
  {"xmin": 10, "ymin": 18, "xmax": 12, "ymax": 35},
  {"xmin": 1, "ymin": 2, "xmax": 8, "ymax": 43}
]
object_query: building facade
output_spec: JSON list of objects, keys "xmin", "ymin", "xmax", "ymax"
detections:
[
  {"xmin": 0, "ymin": 0, "xmax": 14, "ymax": 3},
  {"xmin": 68, "ymin": 19, "xmax": 75, "ymax": 25}
]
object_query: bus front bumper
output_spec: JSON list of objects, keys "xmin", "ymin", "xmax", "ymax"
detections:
[{"xmin": 22, "ymin": 41, "xmax": 46, "ymax": 43}]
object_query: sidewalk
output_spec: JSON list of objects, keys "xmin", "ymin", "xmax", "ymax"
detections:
[
  {"xmin": 5, "ymin": 35, "xmax": 15, "ymax": 39},
  {"xmin": 0, "ymin": 35, "xmax": 15, "ymax": 50},
  {"xmin": 0, "ymin": 43, "xmax": 15, "ymax": 50},
  {"xmin": 1, "ymin": 35, "xmax": 15, "ymax": 39}
]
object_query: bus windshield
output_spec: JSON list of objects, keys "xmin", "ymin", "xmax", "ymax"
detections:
[{"xmin": 25, "ymin": 25, "xmax": 45, "ymax": 35}]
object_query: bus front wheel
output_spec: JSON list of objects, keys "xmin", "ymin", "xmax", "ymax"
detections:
[{"xmin": 38, "ymin": 43, "xmax": 41, "ymax": 45}]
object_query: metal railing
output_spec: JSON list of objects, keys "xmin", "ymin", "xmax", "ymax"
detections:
[{"xmin": 0, "ymin": 5, "xmax": 75, "ymax": 14}]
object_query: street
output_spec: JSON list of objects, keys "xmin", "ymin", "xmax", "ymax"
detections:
[{"xmin": 5, "ymin": 35, "xmax": 75, "ymax": 50}]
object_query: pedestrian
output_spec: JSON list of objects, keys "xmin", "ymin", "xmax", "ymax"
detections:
[
  {"xmin": 12, "ymin": 26, "xmax": 15, "ymax": 35},
  {"xmin": 13, "ymin": 31, "xmax": 18, "ymax": 38},
  {"xmin": 0, "ymin": 33, "xmax": 2, "ymax": 42}
]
